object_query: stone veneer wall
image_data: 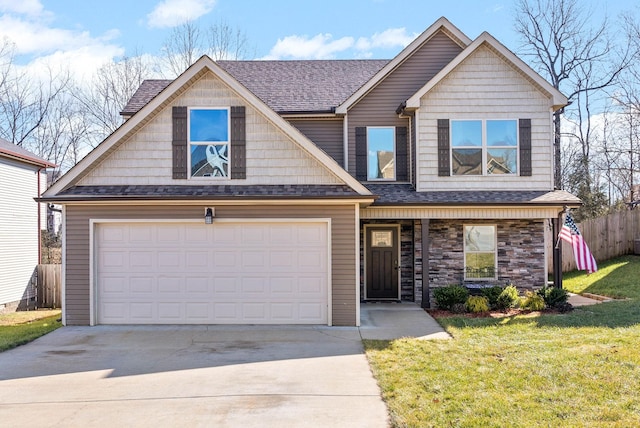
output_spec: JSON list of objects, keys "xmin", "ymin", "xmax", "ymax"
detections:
[{"xmin": 427, "ymin": 219, "xmax": 546, "ymax": 305}]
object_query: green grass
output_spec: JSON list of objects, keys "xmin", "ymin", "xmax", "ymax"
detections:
[
  {"xmin": 365, "ymin": 255, "xmax": 640, "ymax": 427},
  {"xmin": 0, "ymin": 310, "xmax": 62, "ymax": 352},
  {"xmin": 563, "ymin": 254, "xmax": 640, "ymax": 299}
]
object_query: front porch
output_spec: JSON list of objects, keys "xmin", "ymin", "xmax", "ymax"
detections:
[{"xmin": 360, "ymin": 218, "xmax": 548, "ymax": 308}]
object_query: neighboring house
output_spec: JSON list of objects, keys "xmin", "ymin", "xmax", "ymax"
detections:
[
  {"xmin": 0, "ymin": 138, "xmax": 55, "ymax": 312},
  {"xmin": 42, "ymin": 18, "xmax": 580, "ymax": 327},
  {"xmin": 46, "ymin": 171, "xmax": 63, "ymax": 236}
]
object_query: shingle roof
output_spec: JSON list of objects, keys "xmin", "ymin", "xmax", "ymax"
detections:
[
  {"xmin": 45, "ymin": 183, "xmax": 579, "ymax": 207},
  {"xmin": 119, "ymin": 80, "xmax": 172, "ymax": 116},
  {"xmin": 44, "ymin": 184, "xmax": 367, "ymax": 201},
  {"xmin": 0, "ymin": 137, "xmax": 55, "ymax": 167},
  {"xmin": 365, "ymin": 183, "xmax": 581, "ymax": 206},
  {"xmin": 120, "ymin": 59, "xmax": 389, "ymax": 116}
]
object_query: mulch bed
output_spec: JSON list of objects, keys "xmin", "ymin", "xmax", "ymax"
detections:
[{"xmin": 426, "ymin": 308, "xmax": 561, "ymax": 319}]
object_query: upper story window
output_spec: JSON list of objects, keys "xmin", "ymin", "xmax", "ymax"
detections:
[
  {"xmin": 189, "ymin": 108, "xmax": 230, "ymax": 178},
  {"xmin": 451, "ymin": 120, "xmax": 517, "ymax": 175},
  {"xmin": 464, "ymin": 225, "xmax": 497, "ymax": 280},
  {"xmin": 367, "ymin": 127, "xmax": 395, "ymax": 180}
]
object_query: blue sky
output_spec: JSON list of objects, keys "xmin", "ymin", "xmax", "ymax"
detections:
[{"xmin": 0, "ymin": 0, "xmax": 636, "ymax": 80}]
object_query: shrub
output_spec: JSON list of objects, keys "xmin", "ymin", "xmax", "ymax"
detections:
[
  {"xmin": 521, "ymin": 290, "xmax": 545, "ymax": 311},
  {"xmin": 481, "ymin": 286, "xmax": 504, "ymax": 309},
  {"xmin": 538, "ymin": 286, "xmax": 569, "ymax": 309},
  {"xmin": 466, "ymin": 296, "xmax": 489, "ymax": 313},
  {"xmin": 496, "ymin": 284, "xmax": 520, "ymax": 310},
  {"xmin": 433, "ymin": 285, "xmax": 469, "ymax": 311}
]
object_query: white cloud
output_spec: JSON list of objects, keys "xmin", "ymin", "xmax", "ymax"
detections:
[
  {"xmin": 263, "ymin": 27, "xmax": 418, "ymax": 60},
  {"xmin": 146, "ymin": 0, "xmax": 216, "ymax": 29},
  {"xmin": 0, "ymin": 15, "xmax": 119, "ymax": 56},
  {"xmin": 355, "ymin": 27, "xmax": 416, "ymax": 52},
  {"xmin": 21, "ymin": 45, "xmax": 126, "ymax": 86},
  {"xmin": 263, "ymin": 34, "xmax": 354, "ymax": 60},
  {"xmin": 0, "ymin": 0, "xmax": 45, "ymax": 17}
]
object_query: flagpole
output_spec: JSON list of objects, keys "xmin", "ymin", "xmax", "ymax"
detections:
[{"xmin": 553, "ymin": 207, "xmax": 567, "ymax": 289}]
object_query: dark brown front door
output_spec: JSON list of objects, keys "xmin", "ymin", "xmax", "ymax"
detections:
[{"xmin": 366, "ymin": 227, "xmax": 399, "ymax": 300}]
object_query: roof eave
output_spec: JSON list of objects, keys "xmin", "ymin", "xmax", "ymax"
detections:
[
  {"xmin": 371, "ymin": 200, "xmax": 582, "ymax": 208},
  {"xmin": 0, "ymin": 150, "xmax": 56, "ymax": 168}
]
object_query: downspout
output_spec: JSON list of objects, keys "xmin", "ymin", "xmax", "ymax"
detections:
[{"xmin": 37, "ymin": 167, "xmax": 43, "ymax": 264}]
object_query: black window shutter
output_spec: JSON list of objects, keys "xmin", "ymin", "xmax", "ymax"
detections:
[
  {"xmin": 230, "ymin": 106, "xmax": 246, "ymax": 179},
  {"xmin": 437, "ymin": 119, "xmax": 450, "ymax": 177},
  {"xmin": 395, "ymin": 126, "xmax": 408, "ymax": 181},
  {"xmin": 355, "ymin": 127, "xmax": 367, "ymax": 180},
  {"xmin": 172, "ymin": 106, "xmax": 187, "ymax": 179},
  {"xmin": 519, "ymin": 118, "xmax": 532, "ymax": 176}
]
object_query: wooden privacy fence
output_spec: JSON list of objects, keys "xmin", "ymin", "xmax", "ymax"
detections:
[
  {"xmin": 36, "ymin": 264, "xmax": 61, "ymax": 309},
  {"xmin": 547, "ymin": 209, "xmax": 640, "ymax": 273}
]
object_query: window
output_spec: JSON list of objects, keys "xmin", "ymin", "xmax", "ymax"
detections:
[
  {"xmin": 189, "ymin": 108, "xmax": 230, "ymax": 178},
  {"xmin": 464, "ymin": 225, "xmax": 497, "ymax": 280},
  {"xmin": 367, "ymin": 127, "xmax": 395, "ymax": 180},
  {"xmin": 451, "ymin": 120, "xmax": 517, "ymax": 175}
]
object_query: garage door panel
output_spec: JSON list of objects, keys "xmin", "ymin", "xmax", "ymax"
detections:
[
  {"xmin": 129, "ymin": 226, "xmax": 153, "ymax": 242},
  {"xmin": 158, "ymin": 251, "xmax": 181, "ymax": 268},
  {"xmin": 130, "ymin": 251, "xmax": 154, "ymax": 269},
  {"xmin": 96, "ymin": 222, "xmax": 328, "ymax": 325},
  {"xmin": 186, "ymin": 277, "xmax": 209, "ymax": 293},
  {"xmin": 186, "ymin": 302, "xmax": 209, "ymax": 320},
  {"xmin": 214, "ymin": 277, "xmax": 240, "ymax": 294},
  {"xmin": 158, "ymin": 225, "xmax": 182, "ymax": 243},
  {"xmin": 101, "ymin": 251, "xmax": 125, "ymax": 269},
  {"xmin": 130, "ymin": 277, "xmax": 153, "ymax": 293}
]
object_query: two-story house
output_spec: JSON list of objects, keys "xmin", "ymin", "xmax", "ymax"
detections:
[
  {"xmin": 1, "ymin": 138, "xmax": 55, "ymax": 312},
  {"xmin": 42, "ymin": 18, "xmax": 580, "ymax": 326}
]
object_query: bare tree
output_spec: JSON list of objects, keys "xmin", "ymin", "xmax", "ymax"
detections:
[
  {"xmin": 0, "ymin": 63, "xmax": 72, "ymax": 147},
  {"xmin": 160, "ymin": 21, "xmax": 201, "ymax": 78},
  {"xmin": 514, "ymin": 0, "xmax": 633, "ymax": 197},
  {"xmin": 207, "ymin": 19, "xmax": 254, "ymax": 61},
  {"xmin": 159, "ymin": 20, "xmax": 253, "ymax": 77},
  {"xmin": 76, "ymin": 53, "xmax": 152, "ymax": 145}
]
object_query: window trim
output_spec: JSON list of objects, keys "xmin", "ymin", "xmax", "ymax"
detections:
[
  {"xmin": 450, "ymin": 119, "xmax": 519, "ymax": 176},
  {"xmin": 463, "ymin": 224, "xmax": 498, "ymax": 281},
  {"xmin": 187, "ymin": 107, "xmax": 231, "ymax": 179},
  {"xmin": 366, "ymin": 126, "xmax": 396, "ymax": 181}
]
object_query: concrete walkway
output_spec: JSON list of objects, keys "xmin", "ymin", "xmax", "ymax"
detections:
[
  {"xmin": 568, "ymin": 292, "xmax": 612, "ymax": 307},
  {"xmin": 359, "ymin": 302, "xmax": 451, "ymax": 340}
]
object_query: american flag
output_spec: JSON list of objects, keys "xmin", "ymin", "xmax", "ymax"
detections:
[{"xmin": 559, "ymin": 212, "xmax": 598, "ymax": 273}]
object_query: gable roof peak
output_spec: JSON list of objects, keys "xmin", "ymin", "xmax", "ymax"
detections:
[
  {"xmin": 335, "ymin": 17, "xmax": 472, "ymax": 114},
  {"xmin": 45, "ymin": 54, "xmax": 371, "ymax": 197},
  {"xmin": 405, "ymin": 30, "xmax": 568, "ymax": 111}
]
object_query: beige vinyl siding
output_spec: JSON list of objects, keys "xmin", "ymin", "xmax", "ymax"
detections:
[
  {"xmin": 361, "ymin": 206, "xmax": 560, "ymax": 220},
  {"xmin": 417, "ymin": 45, "xmax": 554, "ymax": 191},
  {"xmin": 64, "ymin": 204, "xmax": 357, "ymax": 326},
  {"xmin": 0, "ymin": 158, "xmax": 39, "ymax": 306},
  {"xmin": 287, "ymin": 118, "xmax": 344, "ymax": 166},
  {"xmin": 347, "ymin": 31, "xmax": 464, "ymax": 175},
  {"xmin": 79, "ymin": 72, "xmax": 342, "ymax": 187}
]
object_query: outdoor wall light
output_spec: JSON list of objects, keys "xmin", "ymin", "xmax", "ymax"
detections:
[{"xmin": 205, "ymin": 207, "xmax": 214, "ymax": 224}]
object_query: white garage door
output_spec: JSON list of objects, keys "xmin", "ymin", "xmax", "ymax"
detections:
[{"xmin": 95, "ymin": 221, "xmax": 329, "ymax": 325}]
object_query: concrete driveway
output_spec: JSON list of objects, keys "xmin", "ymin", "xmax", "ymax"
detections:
[{"xmin": 0, "ymin": 325, "xmax": 389, "ymax": 428}]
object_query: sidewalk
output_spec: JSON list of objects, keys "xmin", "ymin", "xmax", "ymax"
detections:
[
  {"xmin": 567, "ymin": 292, "xmax": 612, "ymax": 307},
  {"xmin": 359, "ymin": 302, "xmax": 451, "ymax": 341}
]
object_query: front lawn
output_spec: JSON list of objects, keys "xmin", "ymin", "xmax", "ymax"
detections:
[
  {"xmin": 365, "ymin": 256, "xmax": 640, "ymax": 427},
  {"xmin": 0, "ymin": 310, "xmax": 62, "ymax": 352}
]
